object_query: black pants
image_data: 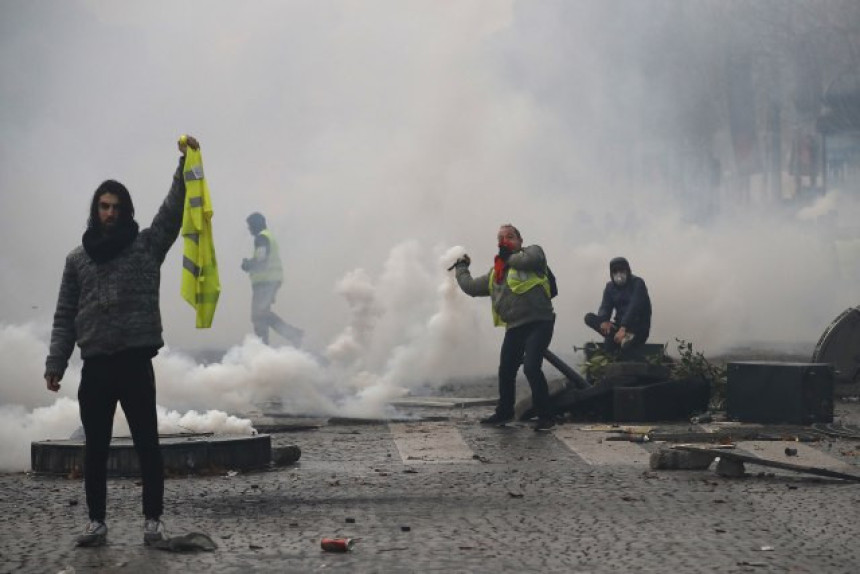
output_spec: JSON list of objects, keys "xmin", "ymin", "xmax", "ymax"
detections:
[
  {"xmin": 583, "ymin": 312, "xmax": 648, "ymax": 360},
  {"xmin": 78, "ymin": 351, "xmax": 164, "ymax": 521},
  {"xmin": 497, "ymin": 319, "xmax": 555, "ymax": 419}
]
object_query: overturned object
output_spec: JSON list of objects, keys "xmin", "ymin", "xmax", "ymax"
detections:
[
  {"xmin": 614, "ymin": 377, "xmax": 710, "ymax": 422},
  {"xmin": 652, "ymin": 445, "xmax": 860, "ymax": 482},
  {"xmin": 812, "ymin": 306, "xmax": 860, "ymax": 386},
  {"xmin": 519, "ymin": 350, "xmax": 707, "ymax": 422}
]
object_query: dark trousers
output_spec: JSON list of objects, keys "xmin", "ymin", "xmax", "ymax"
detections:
[
  {"xmin": 583, "ymin": 312, "xmax": 648, "ymax": 360},
  {"xmin": 497, "ymin": 319, "xmax": 555, "ymax": 419},
  {"xmin": 78, "ymin": 352, "xmax": 164, "ymax": 521}
]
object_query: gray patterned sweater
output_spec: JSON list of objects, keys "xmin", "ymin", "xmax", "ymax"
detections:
[{"xmin": 45, "ymin": 158, "xmax": 186, "ymax": 378}]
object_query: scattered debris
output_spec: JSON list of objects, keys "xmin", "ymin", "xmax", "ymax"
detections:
[
  {"xmin": 149, "ymin": 533, "xmax": 218, "ymax": 552},
  {"xmin": 670, "ymin": 445, "xmax": 860, "ymax": 482},
  {"xmin": 716, "ymin": 457, "xmax": 745, "ymax": 478},
  {"xmin": 606, "ymin": 433, "xmax": 650, "ymax": 443},
  {"xmin": 321, "ymin": 538, "xmax": 354, "ymax": 552},
  {"xmin": 272, "ymin": 445, "xmax": 302, "ymax": 466},
  {"xmin": 650, "ymin": 448, "xmax": 720, "ymax": 471}
]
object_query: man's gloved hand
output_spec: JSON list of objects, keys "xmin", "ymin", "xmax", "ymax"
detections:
[
  {"xmin": 241, "ymin": 258, "xmax": 250, "ymax": 272},
  {"xmin": 449, "ymin": 254, "xmax": 471, "ymax": 271},
  {"xmin": 497, "ymin": 242, "xmax": 513, "ymax": 261}
]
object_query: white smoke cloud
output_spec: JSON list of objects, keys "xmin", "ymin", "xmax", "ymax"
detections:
[
  {"xmin": 0, "ymin": 239, "xmax": 494, "ymax": 471},
  {"xmin": 2, "ymin": 1, "xmax": 860, "ymax": 471},
  {"xmin": 0, "ymin": 399, "xmax": 82, "ymax": 473}
]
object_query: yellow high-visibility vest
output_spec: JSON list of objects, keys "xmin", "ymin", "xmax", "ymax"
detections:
[
  {"xmin": 249, "ymin": 229, "xmax": 284, "ymax": 285},
  {"xmin": 180, "ymin": 148, "xmax": 220, "ymax": 328},
  {"xmin": 488, "ymin": 268, "xmax": 551, "ymax": 327}
]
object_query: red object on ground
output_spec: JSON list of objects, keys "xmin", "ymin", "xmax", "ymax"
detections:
[{"xmin": 321, "ymin": 538, "xmax": 354, "ymax": 552}]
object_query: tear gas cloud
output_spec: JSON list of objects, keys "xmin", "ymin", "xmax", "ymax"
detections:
[
  {"xmin": 0, "ymin": 245, "xmax": 486, "ymax": 471},
  {"xmin": 2, "ymin": 2, "xmax": 859, "ymax": 470}
]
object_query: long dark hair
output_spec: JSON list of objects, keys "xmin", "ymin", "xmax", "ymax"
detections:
[{"xmin": 88, "ymin": 180, "xmax": 135, "ymax": 229}]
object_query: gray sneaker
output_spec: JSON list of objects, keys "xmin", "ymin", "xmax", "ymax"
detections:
[
  {"xmin": 144, "ymin": 518, "xmax": 165, "ymax": 546},
  {"xmin": 76, "ymin": 520, "xmax": 107, "ymax": 547}
]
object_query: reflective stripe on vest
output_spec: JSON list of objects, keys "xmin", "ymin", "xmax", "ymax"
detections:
[
  {"xmin": 488, "ymin": 268, "xmax": 551, "ymax": 327},
  {"xmin": 249, "ymin": 229, "xmax": 284, "ymax": 284}
]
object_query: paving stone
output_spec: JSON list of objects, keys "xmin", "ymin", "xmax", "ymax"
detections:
[{"xmin": 4, "ymin": 400, "xmax": 860, "ymax": 573}]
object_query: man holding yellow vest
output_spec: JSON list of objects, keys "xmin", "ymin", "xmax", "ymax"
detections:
[
  {"xmin": 453, "ymin": 224, "xmax": 556, "ymax": 431},
  {"xmin": 241, "ymin": 212, "xmax": 303, "ymax": 347}
]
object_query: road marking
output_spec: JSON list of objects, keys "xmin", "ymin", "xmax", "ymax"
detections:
[
  {"xmin": 388, "ymin": 397, "xmax": 497, "ymax": 408},
  {"xmin": 700, "ymin": 422, "xmax": 747, "ymax": 433},
  {"xmin": 389, "ymin": 422, "xmax": 477, "ymax": 464},
  {"xmin": 553, "ymin": 427, "xmax": 649, "ymax": 466},
  {"xmin": 736, "ymin": 441, "xmax": 852, "ymax": 471}
]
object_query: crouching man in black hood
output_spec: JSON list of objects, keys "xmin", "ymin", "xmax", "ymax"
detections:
[{"xmin": 584, "ymin": 257, "xmax": 651, "ymax": 358}]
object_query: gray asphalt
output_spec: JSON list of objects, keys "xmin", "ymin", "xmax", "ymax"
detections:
[{"xmin": 3, "ymin": 398, "xmax": 860, "ymax": 574}]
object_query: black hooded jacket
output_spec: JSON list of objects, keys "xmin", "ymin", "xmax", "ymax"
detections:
[{"xmin": 597, "ymin": 257, "xmax": 651, "ymax": 339}]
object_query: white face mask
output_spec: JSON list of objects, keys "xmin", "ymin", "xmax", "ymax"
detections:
[{"xmin": 612, "ymin": 272, "xmax": 628, "ymax": 286}]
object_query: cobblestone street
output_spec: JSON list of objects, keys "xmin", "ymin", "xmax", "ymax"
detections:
[{"xmin": 3, "ymin": 398, "xmax": 860, "ymax": 574}]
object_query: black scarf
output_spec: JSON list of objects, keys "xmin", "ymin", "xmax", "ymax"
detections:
[{"xmin": 82, "ymin": 221, "xmax": 139, "ymax": 264}]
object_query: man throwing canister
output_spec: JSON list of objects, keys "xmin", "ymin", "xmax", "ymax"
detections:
[{"xmin": 452, "ymin": 224, "xmax": 557, "ymax": 431}]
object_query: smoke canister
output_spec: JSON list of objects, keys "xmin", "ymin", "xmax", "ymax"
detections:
[{"xmin": 321, "ymin": 538, "xmax": 354, "ymax": 552}]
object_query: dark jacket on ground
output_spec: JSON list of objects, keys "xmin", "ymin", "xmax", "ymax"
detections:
[
  {"xmin": 45, "ymin": 159, "xmax": 186, "ymax": 379},
  {"xmin": 597, "ymin": 275, "xmax": 651, "ymax": 340}
]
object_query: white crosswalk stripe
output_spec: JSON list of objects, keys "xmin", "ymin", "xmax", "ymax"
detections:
[
  {"xmin": 389, "ymin": 421, "xmax": 478, "ymax": 464},
  {"xmin": 388, "ymin": 420, "xmax": 653, "ymax": 466},
  {"xmin": 386, "ymin": 420, "xmax": 853, "ymax": 471},
  {"xmin": 552, "ymin": 426, "xmax": 650, "ymax": 466}
]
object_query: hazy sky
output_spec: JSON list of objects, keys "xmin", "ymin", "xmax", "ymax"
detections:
[
  {"xmin": 1, "ymin": 1, "xmax": 858, "ymax": 468},
  {"xmin": 3, "ymin": 0, "xmax": 853, "ymax": 352}
]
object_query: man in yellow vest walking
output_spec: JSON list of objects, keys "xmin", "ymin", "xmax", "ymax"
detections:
[
  {"xmin": 241, "ymin": 212, "xmax": 303, "ymax": 347},
  {"xmin": 452, "ymin": 224, "xmax": 557, "ymax": 431}
]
